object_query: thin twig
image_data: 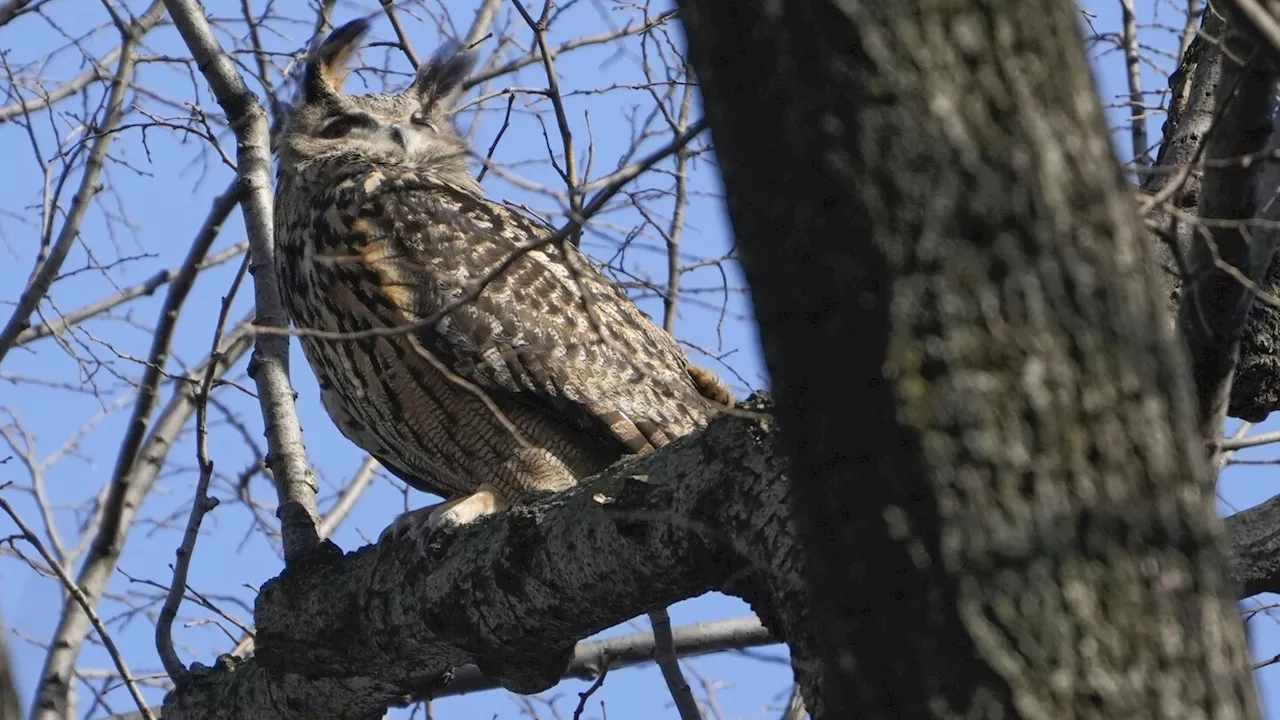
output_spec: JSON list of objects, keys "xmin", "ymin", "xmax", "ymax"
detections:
[
  {"xmin": 464, "ymin": 9, "xmax": 679, "ymax": 89},
  {"xmin": 155, "ymin": 253, "xmax": 250, "ymax": 681},
  {"xmin": 663, "ymin": 80, "xmax": 696, "ymax": 333},
  {"xmin": 17, "ymin": 240, "xmax": 248, "ymax": 346},
  {"xmin": 0, "ymin": 495, "xmax": 157, "ymax": 720},
  {"xmin": 0, "ymin": 6, "xmax": 168, "ymax": 123},
  {"xmin": 379, "ymin": 0, "xmax": 422, "ymax": 68},
  {"xmin": 463, "ymin": 0, "xmax": 503, "ymax": 47},
  {"xmin": 27, "ymin": 320, "xmax": 254, "ymax": 720},
  {"xmin": 512, "ymin": 0, "xmax": 582, "ymax": 236},
  {"xmin": 476, "ymin": 94, "xmax": 515, "ymax": 182},
  {"xmin": 0, "ymin": 3, "xmax": 161, "ymax": 366},
  {"xmin": 572, "ymin": 665, "xmax": 609, "ymax": 720},
  {"xmin": 1119, "ymin": 0, "xmax": 1149, "ymax": 167},
  {"xmin": 317, "ymin": 456, "xmax": 381, "ymax": 539},
  {"xmin": 649, "ymin": 608, "xmax": 702, "ymax": 719}
]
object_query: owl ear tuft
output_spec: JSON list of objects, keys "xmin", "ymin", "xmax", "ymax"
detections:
[
  {"xmin": 304, "ymin": 18, "xmax": 371, "ymax": 104},
  {"xmin": 409, "ymin": 41, "xmax": 477, "ymax": 112}
]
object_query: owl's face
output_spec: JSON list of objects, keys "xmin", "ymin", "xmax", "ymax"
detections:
[{"xmin": 279, "ymin": 19, "xmax": 476, "ymax": 181}]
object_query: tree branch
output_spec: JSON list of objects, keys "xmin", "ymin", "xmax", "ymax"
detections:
[
  {"xmin": 0, "ymin": 498, "xmax": 157, "ymax": 720},
  {"xmin": 1175, "ymin": 2, "xmax": 1280, "ymax": 453},
  {"xmin": 424, "ymin": 615, "xmax": 776, "ymax": 699},
  {"xmin": 1226, "ymin": 494, "xmax": 1280, "ymax": 596},
  {"xmin": 156, "ymin": 397, "xmax": 804, "ymax": 720},
  {"xmin": 72, "ymin": 397, "xmax": 1280, "ymax": 720},
  {"xmin": 110, "ymin": 617, "xmax": 776, "ymax": 719},
  {"xmin": 0, "ymin": 0, "xmax": 33, "ymax": 27},
  {"xmin": 648, "ymin": 607, "xmax": 702, "ymax": 720},
  {"xmin": 0, "ymin": 1, "xmax": 163, "ymax": 366},
  {"xmin": 29, "ymin": 324, "xmax": 253, "ymax": 720},
  {"xmin": 16, "ymin": 240, "xmax": 247, "ymax": 346},
  {"xmin": 161, "ymin": 0, "xmax": 321, "ymax": 564},
  {"xmin": 0, "ymin": 7, "xmax": 168, "ymax": 122}
]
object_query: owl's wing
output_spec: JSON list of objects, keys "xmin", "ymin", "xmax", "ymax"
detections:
[{"xmin": 345, "ymin": 173, "xmax": 715, "ymax": 454}]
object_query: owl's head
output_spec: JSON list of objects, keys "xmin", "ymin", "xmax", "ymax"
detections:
[{"xmin": 279, "ymin": 18, "xmax": 477, "ymax": 187}]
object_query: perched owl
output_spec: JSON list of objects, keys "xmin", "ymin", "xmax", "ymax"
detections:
[{"xmin": 273, "ymin": 19, "xmax": 732, "ymax": 539}]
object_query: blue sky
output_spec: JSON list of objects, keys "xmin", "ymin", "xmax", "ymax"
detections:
[{"xmin": 1, "ymin": 1, "xmax": 1277, "ymax": 718}]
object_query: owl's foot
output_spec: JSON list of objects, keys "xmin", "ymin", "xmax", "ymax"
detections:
[
  {"xmin": 426, "ymin": 483, "xmax": 511, "ymax": 530},
  {"xmin": 379, "ymin": 484, "xmax": 511, "ymax": 549}
]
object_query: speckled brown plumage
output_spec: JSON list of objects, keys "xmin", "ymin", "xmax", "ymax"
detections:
[{"xmin": 273, "ymin": 19, "xmax": 730, "ymax": 533}]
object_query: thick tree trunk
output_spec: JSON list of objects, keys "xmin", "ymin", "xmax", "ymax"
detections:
[{"xmin": 678, "ymin": 0, "xmax": 1261, "ymax": 718}]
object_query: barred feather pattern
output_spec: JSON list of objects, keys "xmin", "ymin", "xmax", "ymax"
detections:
[{"xmin": 273, "ymin": 159, "xmax": 721, "ymax": 504}]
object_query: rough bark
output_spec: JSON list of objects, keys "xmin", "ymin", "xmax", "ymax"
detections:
[
  {"xmin": 1174, "ymin": 3, "xmax": 1280, "ymax": 441},
  {"xmin": 79, "ymin": 397, "xmax": 1280, "ymax": 720},
  {"xmin": 1227, "ymin": 493, "xmax": 1280, "ymax": 596},
  {"xmin": 1141, "ymin": 5, "xmax": 1226, "ymax": 310},
  {"xmin": 158, "ymin": 397, "xmax": 810, "ymax": 720},
  {"xmin": 678, "ymin": 0, "xmax": 1260, "ymax": 718},
  {"xmin": 1146, "ymin": 0, "xmax": 1280, "ymax": 607},
  {"xmin": 1143, "ymin": 1, "xmax": 1280, "ymax": 422}
]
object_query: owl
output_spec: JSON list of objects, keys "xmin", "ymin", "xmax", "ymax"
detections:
[{"xmin": 273, "ymin": 19, "xmax": 732, "ymax": 540}]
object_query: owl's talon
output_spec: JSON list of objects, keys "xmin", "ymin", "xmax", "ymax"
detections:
[
  {"xmin": 378, "ymin": 484, "xmax": 511, "ymax": 551},
  {"xmin": 425, "ymin": 483, "xmax": 511, "ymax": 530},
  {"xmin": 377, "ymin": 505, "xmax": 437, "ymax": 549}
]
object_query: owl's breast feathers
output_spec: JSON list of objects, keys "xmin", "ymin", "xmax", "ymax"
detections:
[{"xmin": 274, "ymin": 164, "xmax": 720, "ymax": 498}]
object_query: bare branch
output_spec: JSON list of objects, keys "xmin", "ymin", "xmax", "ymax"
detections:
[
  {"xmin": 158, "ymin": 398, "xmax": 801, "ymax": 720},
  {"xmin": 463, "ymin": 0, "xmax": 503, "ymax": 47},
  {"xmin": 111, "ymin": 616, "xmax": 777, "ymax": 719},
  {"xmin": 1177, "ymin": 10, "xmax": 1280, "ymax": 454},
  {"xmin": 156, "ymin": 253, "xmax": 250, "ymax": 682},
  {"xmin": 0, "ymin": 0, "xmax": 34, "ymax": 27},
  {"xmin": 512, "ymin": 0, "xmax": 582, "ymax": 231},
  {"xmin": 0, "ymin": 7, "xmax": 167, "ymax": 121},
  {"xmin": 379, "ymin": 0, "xmax": 421, "ymax": 68},
  {"xmin": 16, "ymin": 240, "xmax": 248, "ymax": 346},
  {"xmin": 316, "ymin": 456, "xmax": 380, "ymax": 540},
  {"xmin": 29, "ymin": 323, "xmax": 252, "ymax": 720},
  {"xmin": 0, "ymin": 496, "xmax": 157, "ymax": 720},
  {"xmin": 1119, "ymin": 0, "xmax": 1150, "ymax": 167},
  {"xmin": 162, "ymin": 0, "xmax": 321, "ymax": 563},
  {"xmin": 648, "ymin": 607, "xmax": 702, "ymax": 720},
  {"xmin": 572, "ymin": 666, "xmax": 608, "ymax": 720},
  {"xmin": 0, "ymin": 2, "xmax": 164, "ymax": 366},
  {"xmin": 464, "ymin": 10, "xmax": 679, "ymax": 89}
]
